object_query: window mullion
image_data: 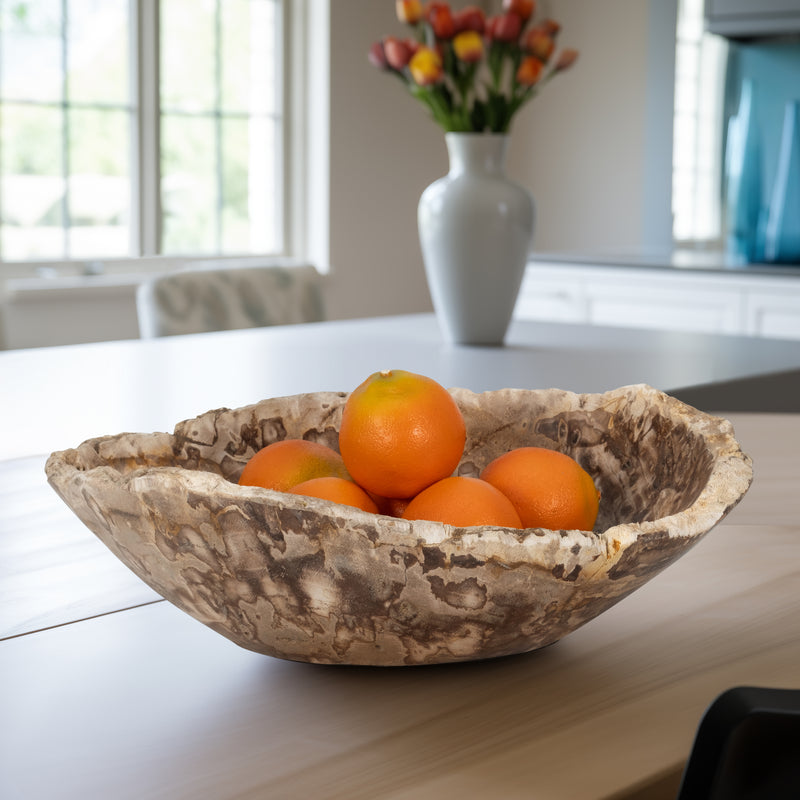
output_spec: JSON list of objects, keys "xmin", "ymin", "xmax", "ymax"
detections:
[
  {"xmin": 136, "ymin": 0, "xmax": 161, "ymax": 256},
  {"xmin": 61, "ymin": 0, "xmax": 70, "ymax": 259},
  {"xmin": 215, "ymin": 0, "xmax": 223, "ymax": 253}
]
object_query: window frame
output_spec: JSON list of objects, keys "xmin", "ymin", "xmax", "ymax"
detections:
[{"xmin": 0, "ymin": 0, "xmax": 324, "ymax": 281}]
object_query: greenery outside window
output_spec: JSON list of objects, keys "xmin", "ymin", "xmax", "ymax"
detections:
[{"xmin": 0, "ymin": 0, "xmax": 287, "ymax": 270}]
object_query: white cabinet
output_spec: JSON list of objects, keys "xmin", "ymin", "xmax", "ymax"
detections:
[
  {"xmin": 584, "ymin": 274, "xmax": 744, "ymax": 335},
  {"xmin": 516, "ymin": 268, "xmax": 584, "ymax": 324},
  {"xmin": 745, "ymin": 284, "xmax": 800, "ymax": 338},
  {"xmin": 516, "ymin": 261, "xmax": 800, "ymax": 340}
]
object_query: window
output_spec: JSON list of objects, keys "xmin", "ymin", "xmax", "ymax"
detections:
[
  {"xmin": 672, "ymin": 0, "xmax": 728, "ymax": 245},
  {"xmin": 0, "ymin": 0, "xmax": 285, "ymax": 266}
]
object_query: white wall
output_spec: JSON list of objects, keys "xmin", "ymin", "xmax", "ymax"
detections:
[
  {"xmin": 323, "ymin": 2, "xmax": 441, "ymax": 320},
  {"xmin": 506, "ymin": 0, "xmax": 676, "ymax": 255}
]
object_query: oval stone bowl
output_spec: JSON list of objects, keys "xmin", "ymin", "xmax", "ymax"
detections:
[{"xmin": 45, "ymin": 384, "xmax": 752, "ymax": 667}]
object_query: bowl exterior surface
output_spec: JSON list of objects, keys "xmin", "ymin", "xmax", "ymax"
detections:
[{"xmin": 45, "ymin": 385, "xmax": 752, "ymax": 666}]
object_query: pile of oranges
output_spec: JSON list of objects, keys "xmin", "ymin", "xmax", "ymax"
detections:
[{"xmin": 238, "ymin": 369, "xmax": 600, "ymax": 532}]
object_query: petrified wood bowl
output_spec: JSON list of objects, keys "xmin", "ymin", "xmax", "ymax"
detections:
[{"xmin": 45, "ymin": 384, "xmax": 752, "ymax": 666}]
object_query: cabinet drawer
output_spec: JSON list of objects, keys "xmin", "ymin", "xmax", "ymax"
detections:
[
  {"xmin": 515, "ymin": 270, "xmax": 584, "ymax": 323},
  {"xmin": 745, "ymin": 290, "xmax": 800, "ymax": 340},
  {"xmin": 585, "ymin": 282, "xmax": 743, "ymax": 335}
]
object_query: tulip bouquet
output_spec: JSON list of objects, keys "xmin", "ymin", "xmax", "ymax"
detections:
[{"xmin": 369, "ymin": 0, "xmax": 578, "ymax": 134}]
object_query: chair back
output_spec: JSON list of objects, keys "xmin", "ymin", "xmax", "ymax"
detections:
[
  {"xmin": 136, "ymin": 262, "xmax": 324, "ymax": 338},
  {"xmin": 677, "ymin": 686, "xmax": 800, "ymax": 799}
]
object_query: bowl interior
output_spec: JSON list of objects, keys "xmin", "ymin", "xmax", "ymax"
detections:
[{"xmin": 152, "ymin": 386, "xmax": 716, "ymax": 534}]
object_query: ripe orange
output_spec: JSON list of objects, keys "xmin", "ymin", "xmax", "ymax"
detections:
[
  {"xmin": 481, "ymin": 447, "xmax": 600, "ymax": 531},
  {"xmin": 289, "ymin": 476, "xmax": 379, "ymax": 514},
  {"xmin": 370, "ymin": 493, "xmax": 413, "ymax": 518},
  {"xmin": 338, "ymin": 369, "xmax": 466, "ymax": 498},
  {"xmin": 401, "ymin": 476, "xmax": 522, "ymax": 528},
  {"xmin": 238, "ymin": 439, "xmax": 349, "ymax": 492}
]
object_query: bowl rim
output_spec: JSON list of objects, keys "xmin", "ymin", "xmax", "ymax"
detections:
[{"xmin": 45, "ymin": 383, "xmax": 754, "ymax": 556}]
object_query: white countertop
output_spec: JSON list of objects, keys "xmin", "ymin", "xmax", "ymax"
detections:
[
  {"xmin": 3, "ymin": 313, "xmax": 800, "ymax": 461},
  {"xmin": 530, "ymin": 249, "xmax": 800, "ymax": 277}
]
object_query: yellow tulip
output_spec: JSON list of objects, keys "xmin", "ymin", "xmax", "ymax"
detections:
[
  {"xmin": 453, "ymin": 30, "xmax": 483, "ymax": 63},
  {"xmin": 409, "ymin": 47, "xmax": 443, "ymax": 86}
]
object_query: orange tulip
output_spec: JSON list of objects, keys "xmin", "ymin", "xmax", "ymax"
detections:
[
  {"xmin": 409, "ymin": 46, "xmax": 443, "ymax": 85},
  {"xmin": 396, "ymin": 0, "xmax": 423, "ymax": 24},
  {"xmin": 554, "ymin": 48, "xmax": 579, "ymax": 71},
  {"xmin": 516, "ymin": 56, "xmax": 544, "ymax": 86},
  {"xmin": 452, "ymin": 30, "xmax": 483, "ymax": 63},
  {"xmin": 502, "ymin": 0, "xmax": 535, "ymax": 23},
  {"xmin": 524, "ymin": 28, "xmax": 555, "ymax": 61}
]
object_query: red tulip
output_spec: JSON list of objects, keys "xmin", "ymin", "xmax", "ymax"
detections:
[
  {"xmin": 404, "ymin": 37, "xmax": 421, "ymax": 57},
  {"xmin": 516, "ymin": 56, "xmax": 544, "ymax": 86},
  {"xmin": 368, "ymin": 40, "xmax": 388, "ymax": 70},
  {"xmin": 486, "ymin": 13, "xmax": 522, "ymax": 43},
  {"xmin": 425, "ymin": 2, "xmax": 456, "ymax": 39},
  {"xmin": 396, "ymin": 0, "xmax": 423, "ymax": 24},
  {"xmin": 453, "ymin": 5, "xmax": 486, "ymax": 34},
  {"xmin": 384, "ymin": 36, "xmax": 413, "ymax": 71},
  {"xmin": 502, "ymin": 0, "xmax": 535, "ymax": 23}
]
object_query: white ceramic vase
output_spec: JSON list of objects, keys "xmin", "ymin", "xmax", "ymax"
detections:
[{"xmin": 418, "ymin": 133, "xmax": 534, "ymax": 346}]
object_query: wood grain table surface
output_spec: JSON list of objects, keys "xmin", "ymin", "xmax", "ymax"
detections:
[{"xmin": 1, "ymin": 316, "xmax": 799, "ymax": 799}]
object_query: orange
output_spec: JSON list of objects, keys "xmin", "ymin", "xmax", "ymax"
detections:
[
  {"xmin": 370, "ymin": 493, "xmax": 413, "ymax": 518},
  {"xmin": 480, "ymin": 447, "xmax": 600, "ymax": 531},
  {"xmin": 289, "ymin": 476, "xmax": 379, "ymax": 514},
  {"xmin": 402, "ymin": 476, "xmax": 522, "ymax": 528},
  {"xmin": 338, "ymin": 369, "xmax": 466, "ymax": 498},
  {"xmin": 238, "ymin": 439, "xmax": 349, "ymax": 492}
]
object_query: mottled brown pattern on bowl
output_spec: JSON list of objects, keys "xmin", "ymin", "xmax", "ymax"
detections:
[{"xmin": 45, "ymin": 384, "xmax": 752, "ymax": 666}]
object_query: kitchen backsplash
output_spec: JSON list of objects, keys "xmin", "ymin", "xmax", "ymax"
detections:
[
  {"xmin": 723, "ymin": 38, "xmax": 800, "ymax": 263},
  {"xmin": 725, "ymin": 40, "xmax": 800, "ymax": 194}
]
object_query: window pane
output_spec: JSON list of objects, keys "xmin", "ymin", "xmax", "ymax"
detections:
[
  {"xmin": 161, "ymin": 114, "xmax": 217, "ymax": 253},
  {"xmin": 160, "ymin": 0, "xmax": 216, "ymax": 112},
  {"xmin": 159, "ymin": 0, "xmax": 283, "ymax": 256},
  {"xmin": 0, "ymin": 103, "xmax": 66, "ymax": 260},
  {"xmin": 67, "ymin": 108, "xmax": 131, "ymax": 257},
  {"xmin": 68, "ymin": 0, "xmax": 130, "ymax": 105},
  {"xmin": 0, "ymin": 0, "xmax": 63, "ymax": 103},
  {"xmin": 1, "ymin": 0, "xmax": 285, "ymax": 264},
  {"xmin": 221, "ymin": 116, "xmax": 278, "ymax": 252},
  {"xmin": 221, "ymin": 0, "xmax": 278, "ymax": 115}
]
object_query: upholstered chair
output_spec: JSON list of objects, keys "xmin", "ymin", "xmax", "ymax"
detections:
[{"xmin": 136, "ymin": 262, "xmax": 324, "ymax": 338}]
